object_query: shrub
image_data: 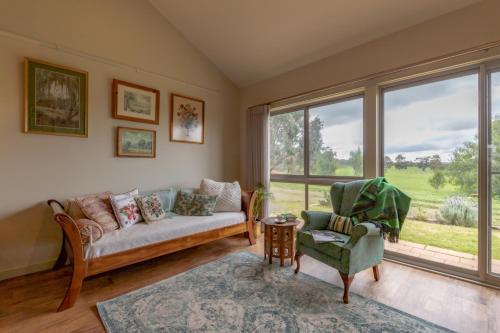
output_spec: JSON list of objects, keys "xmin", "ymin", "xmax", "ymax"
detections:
[
  {"xmin": 414, "ymin": 206, "xmax": 428, "ymax": 221},
  {"xmin": 438, "ymin": 196, "xmax": 477, "ymax": 228}
]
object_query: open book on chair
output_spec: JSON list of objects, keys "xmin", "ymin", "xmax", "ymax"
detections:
[{"xmin": 311, "ymin": 230, "xmax": 345, "ymax": 244}]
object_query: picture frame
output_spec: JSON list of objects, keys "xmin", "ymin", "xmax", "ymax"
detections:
[
  {"xmin": 116, "ymin": 127, "xmax": 156, "ymax": 158},
  {"xmin": 112, "ymin": 79, "xmax": 160, "ymax": 124},
  {"xmin": 24, "ymin": 58, "xmax": 88, "ymax": 137},
  {"xmin": 170, "ymin": 93, "xmax": 205, "ymax": 144}
]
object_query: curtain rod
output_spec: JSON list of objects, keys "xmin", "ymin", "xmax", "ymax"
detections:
[
  {"xmin": 249, "ymin": 39, "xmax": 500, "ymax": 109},
  {"xmin": 0, "ymin": 29, "xmax": 220, "ymax": 94}
]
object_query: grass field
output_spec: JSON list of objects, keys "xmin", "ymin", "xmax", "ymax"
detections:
[{"xmin": 270, "ymin": 166, "xmax": 500, "ymax": 260}]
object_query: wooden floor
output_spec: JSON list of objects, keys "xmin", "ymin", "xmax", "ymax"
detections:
[{"xmin": 1, "ymin": 235, "xmax": 499, "ymax": 333}]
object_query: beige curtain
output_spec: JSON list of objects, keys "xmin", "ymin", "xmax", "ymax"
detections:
[{"xmin": 246, "ymin": 104, "xmax": 270, "ymax": 216}]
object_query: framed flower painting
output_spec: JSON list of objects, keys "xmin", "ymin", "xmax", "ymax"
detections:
[{"xmin": 170, "ymin": 93, "xmax": 204, "ymax": 144}]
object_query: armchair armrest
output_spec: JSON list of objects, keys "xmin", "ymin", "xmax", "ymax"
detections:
[
  {"xmin": 348, "ymin": 222, "xmax": 381, "ymax": 246},
  {"xmin": 301, "ymin": 211, "xmax": 332, "ymax": 231}
]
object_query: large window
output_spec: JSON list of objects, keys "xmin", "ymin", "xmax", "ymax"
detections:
[
  {"xmin": 489, "ymin": 71, "xmax": 500, "ymax": 275},
  {"xmin": 383, "ymin": 72, "xmax": 479, "ymax": 271},
  {"xmin": 269, "ymin": 96, "xmax": 364, "ymax": 216}
]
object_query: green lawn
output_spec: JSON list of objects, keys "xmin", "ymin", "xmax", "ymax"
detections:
[{"xmin": 270, "ymin": 166, "xmax": 500, "ymax": 260}]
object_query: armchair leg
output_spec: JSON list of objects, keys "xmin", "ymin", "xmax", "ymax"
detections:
[
  {"xmin": 339, "ymin": 272, "xmax": 354, "ymax": 304},
  {"xmin": 372, "ymin": 265, "xmax": 380, "ymax": 282},
  {"xmin": 294, "ymin": 251, "xmax": 303, "ymax": 274}
]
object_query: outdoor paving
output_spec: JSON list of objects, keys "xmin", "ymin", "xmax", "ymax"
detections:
[{"xmin": 385, "ymin": 240, "xmax": 500, "ymax": 273}]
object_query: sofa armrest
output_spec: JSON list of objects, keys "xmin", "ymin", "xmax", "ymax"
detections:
[
  {"xmin": 348, "ymin": 222, "xmax": 381, "ymax": 246},
  {"xmin": 301, "ymin": 211, "xmax": 332, "ymax": 231},
  {"xmin": 241, "ymin": 190, "xmax": 257, "ymax": 222},
  {"xmin": 48, "ymin": 199, "xmax": 85, "ymax": 262}
]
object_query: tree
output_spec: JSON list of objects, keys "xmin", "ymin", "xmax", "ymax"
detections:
[
  {"xmin": 429, "ymin": 170, "xmax": 446, "ymax": 190},
  {"xmin": 350, "ymin": 147, "xmax": 362, "ymax": 176},
  {"xmin": 394, "ymin": 154, "xmax": 408, "ymax": 169},
  {"xmin": 416, "ymin": 156, "xmax": 430, "ymax": 171},
  {"xmin": 429, "ymin": 154, "xmax": 442, "ymax": 170},
  {"xmin": 384, "ymin": 156, "xmax": 393, "ymax": 169},
  {"xmin": 447, "ymin": 140, "xmax": 478, "ymax": 194},
  {"xmin": 270, "ymin": 112, "xmax": 304, "ymax": 174}
]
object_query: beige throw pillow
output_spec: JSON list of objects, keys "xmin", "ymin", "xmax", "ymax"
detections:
[
  {"xmin": 76, "ymin": 192, "xmax": 119, "ymax": 233},
  {"xmin": 200, "ymin": 178, "xmax": 241, "ymax": 212}
]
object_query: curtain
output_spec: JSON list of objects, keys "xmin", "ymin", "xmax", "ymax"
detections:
[{"xmin": 246, "ymin": 104, "xmax": 270, "ymax": 217}]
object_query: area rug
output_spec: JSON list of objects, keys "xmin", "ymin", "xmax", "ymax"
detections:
[{"xmin": 97, "ymin": 252, "xmax": 453, "ymax": 333}]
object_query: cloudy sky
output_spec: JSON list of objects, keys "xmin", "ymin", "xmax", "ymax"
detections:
[
  {"xmin": 310, "ymin": 97, "xmax": 363, "ymax": 160},
  {"xmin": 312, "ymin": 72, "xmax": 500, "ymax": 164}
]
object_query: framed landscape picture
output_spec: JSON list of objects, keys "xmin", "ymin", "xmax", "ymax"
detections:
[
  {"xmin": 112, "ymin": 79, "xmax": 159, "ymax": 124},
  {"xmin": 170, "ymin": 93, "xmax": 205, "ymax": 144},
  {"xmin": 24, "ymin": 58, "xmax": 88, "ymax": 137},
  {"xmin": 116, "ymin": 127, "xmax": 156, "ymax": 158}
]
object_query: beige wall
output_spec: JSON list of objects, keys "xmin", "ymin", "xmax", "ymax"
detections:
[
  {"xmin": 240, "ymin": 0, "xmax": 500, "ymax": 185},
  {"xmin": 0, "ymin": 0, "xmax": 240, "ymax": 280}
]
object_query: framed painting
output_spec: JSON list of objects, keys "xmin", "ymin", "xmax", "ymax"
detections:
[
  {"xmin": 170, "ymin": 93, "xmax": 205, "ymax": 144},
  {"xmin": 24, "ymin": 58, "xmax": 88, "ymax": 137},
  {"xmin": 116, "ymin": 127, "xmax": 156, "ymax": 158},
  {"xmin": 112, "ymin": 79, "xmax": 160, "ymax": 124}
]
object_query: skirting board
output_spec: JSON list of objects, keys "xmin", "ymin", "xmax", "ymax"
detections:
[{"xmin": 0, "ymin": 260, "xmax": 55, "ymax": 281}]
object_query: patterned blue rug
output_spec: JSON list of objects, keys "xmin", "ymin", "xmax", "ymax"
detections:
[{"xmin": 97, "ymin": 252, "xmax": 453, "ymax": 332}]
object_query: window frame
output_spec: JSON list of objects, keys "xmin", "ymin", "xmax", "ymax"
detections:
[{"xmin": 270, "ymin": 91, "xmax": 366, "ymax": 212}]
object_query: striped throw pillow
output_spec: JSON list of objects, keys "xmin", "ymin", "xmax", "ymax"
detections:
[{"xmin": 327, "ymin": 213, "xmax": 353, "ymax": 235}]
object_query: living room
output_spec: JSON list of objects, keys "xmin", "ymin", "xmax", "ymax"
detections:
[{"xmin": 1, "ymin": 0, "xmax": 499, "ymax": 332}]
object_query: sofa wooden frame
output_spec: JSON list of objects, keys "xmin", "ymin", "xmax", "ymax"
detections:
[{"xmin": 47, "ymin": 190, "xmax": 257, "ymax": 311}]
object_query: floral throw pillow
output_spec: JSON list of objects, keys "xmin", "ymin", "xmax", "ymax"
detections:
[
  {"xmin": 173, "ymin": 190, "xmax": 192, "ymax": 215},
  {"xmin": 173, "ymin": 191, "xmax": 217, "ymax": 216},
  {"xmin": 110, "ymin": 190, "xmax": 143, "ymax": 228},
  {"xmin": 136, "ymin": 194, "xmax": 166, "ymax": 223},
  {"xmin": 188, "ymin": 194, "xmax": 218, "ymax": 216}
]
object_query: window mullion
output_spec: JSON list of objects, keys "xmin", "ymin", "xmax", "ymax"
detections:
[{"xmin": 304, "ymin": 106, "xmax": 310, "ymax": 210}]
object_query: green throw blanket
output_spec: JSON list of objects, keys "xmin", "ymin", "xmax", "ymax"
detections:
[{"xmin": 350, "ymin": 177, "xmax": 411, "ymax": 242}]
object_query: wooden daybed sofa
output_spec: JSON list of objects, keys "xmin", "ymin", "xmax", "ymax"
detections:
[{"xmin": 48, "ymin": 190, "xmax": 257, "ymax": 311}]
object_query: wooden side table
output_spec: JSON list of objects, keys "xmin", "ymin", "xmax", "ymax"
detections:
[{"xmin": 263, "ymin": 218, "xmax": 299, "ymax": 266}]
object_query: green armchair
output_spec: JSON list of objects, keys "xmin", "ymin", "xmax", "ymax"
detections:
[{"xmin": 294, "ymin": 180, "xmax": 384, "ymax": 304}]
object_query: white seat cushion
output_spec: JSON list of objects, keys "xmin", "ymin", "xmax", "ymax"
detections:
[{"xmin": 84, "ymin": 212, "xmax": 246, "ymax": 259}]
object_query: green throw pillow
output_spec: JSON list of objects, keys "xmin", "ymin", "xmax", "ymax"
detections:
[
  {"xmin": 327, "ymin": 213, "xmax": 353, "ymax": 235},
  {"xmin": 173, "ymin": 191, "xmax": 217, "ymax": 216}
]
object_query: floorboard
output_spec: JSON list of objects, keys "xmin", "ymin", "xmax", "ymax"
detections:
[{"xmin": 0, "ymin": 235, "xmax": 499, "ymax": 333}]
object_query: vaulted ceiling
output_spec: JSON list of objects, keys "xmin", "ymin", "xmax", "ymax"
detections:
[{"xmin": 150, "ymin": 0, "xmax": 480, "ymax": 87}]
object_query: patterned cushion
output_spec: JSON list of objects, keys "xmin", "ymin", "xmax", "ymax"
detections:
[
  {"xmin": 77, "ymin": 192, "xmax": 119, "ymax": 233},
  {"xmin": 327, "ymin": 213, "xmax": 353, "ymax": 235},
  {"xmin": 66, "ymin": 198, "xmax": 87, "ymax": 220},
  {"xmin": 75, "ymin": 218, "xmax": 103, "ymax": 245},
  {"xmin": 173, "ymin": 190, "xmax": 192, "ymax": 215},
  {"xmin": 200, "ymin": 178, "xmax": 241, "ymax": 212},
  {"xmin": 110, "ymin": 189, "xmax": 143, "ymax": 228},
  {"xmin": 173, "ymin": 190, "xmax": 217, "ymax": 216},
  {"xmin": 136, "ymin": 194, "xmax": 166, "ymax": 223}
]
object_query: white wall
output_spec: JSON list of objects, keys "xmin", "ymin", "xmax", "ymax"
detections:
[
  {"xmin": 240, "ymin": 0, "xmax": 500, "ymax": 185},
  {"xmin": 0, "ymin": 0, "xmax": 240, "ymax": 280}
]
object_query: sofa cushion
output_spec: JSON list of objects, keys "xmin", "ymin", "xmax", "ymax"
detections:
[
  {"xmin": 297, "ymin": 230, "xmax": 350, "ymax": 260},
  {"xmin": 110, "ymin": 190, "xmax": 143, "ymax": 228},
  {"xmin": 200, "ymin": 179, "xmax": 241, "ymax": 212},
  {"xmin": 75, "ymin": 218, "xmax": 103, "ymax": 245},
  {"xmin": 136, "ymin": 194, "xmax": 166, "ymax": 223},
  {"xmin": 77, "ymin": 192, "xmax": 119, "ymax": 233},
  {"xmin": 154, "ymin": 188, "xmax": 177, "ymax": 212},
  {"xmin": 84, "ymin": 212, "xmax": 246, "ymax": 259}
]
